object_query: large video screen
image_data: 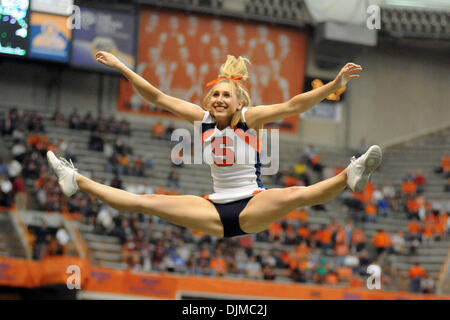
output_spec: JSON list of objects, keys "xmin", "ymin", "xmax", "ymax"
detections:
[
  {"xmin": 31, "ymin": 0, "xmax": 73, "ymax": 16},
  {"xmin": 71, "ymin": 7, "xmax": 136, "ymax": 72},
  {"xmin": 0, "ymin": 0, "xmax": 30, "ymax": 56},
  {"xmin": 28, "ymin": 12, "xmax": 71, "ymax": 62}
]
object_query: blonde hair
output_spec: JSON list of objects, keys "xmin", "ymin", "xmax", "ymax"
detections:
[{"xmin": 203, "ymin": 55, "xmax": 252, "ymax": 128}]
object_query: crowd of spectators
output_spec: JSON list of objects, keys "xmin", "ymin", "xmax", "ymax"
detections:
[
  {"xmin": 0, "ymin": 108, "xmax": 51, "ymax": 211},
  {"xmin": 2, "ymin": 107, "xmax": 448, "ymax": 295},
  {"xmin": 28, "ymin": 221, "xmax": 71, "ymax": 260}
]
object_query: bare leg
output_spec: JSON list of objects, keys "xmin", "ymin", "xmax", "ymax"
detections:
[
  {"xmin": 76, "ymin": 174, "xmax": 224, "ymax": 237},
  {"xmin": 239, "ymin": 169, "xmax": 348, "ymax": 234}
]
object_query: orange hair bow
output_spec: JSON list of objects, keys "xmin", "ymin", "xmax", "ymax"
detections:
[{"xmin": 205, "ymin": 76, "xmax": 243, "ymax": 88}]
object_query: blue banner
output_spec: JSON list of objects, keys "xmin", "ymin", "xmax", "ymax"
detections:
[{"xmin": 71, "ymin": 7, "xmax": 136, "ymax": 72}]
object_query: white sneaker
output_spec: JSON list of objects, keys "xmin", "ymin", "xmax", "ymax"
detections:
[
  {"xmin": 347, "ymin": 145, "xmax": 382, "ymax": 193},
  {"xmin": 46, "ymin": 151, "xmax": 79, "ymax": 197}
]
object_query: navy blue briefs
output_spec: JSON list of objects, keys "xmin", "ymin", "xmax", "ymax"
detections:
[{"xmin": 212, "ymin": 197, "xmax": 252, "ymax": 238}]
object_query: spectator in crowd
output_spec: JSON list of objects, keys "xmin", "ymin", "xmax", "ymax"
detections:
[
  {"xmin": 435, "ymin": 154, "xmax": 450, "ymax": 178},
  {"xmin": 33, "ymin": 221, "xmax": 51, "ymax": 260},
  {"xmin": 7, "ymin": 158, "xmax": 22, "ymax": 180},
  {"xmin": 144, "ymin": 153, "xmax": 154, "ymax": 171},
  {"xmin": 133, "ymin": 155, "xmax": 146, "ymax": 177},
  {"xmin": 351, "ymin": 228, "xmax": 366, "ymax": 252},
  {"xmin": 408, "ymin": 238, "xmax": 420, "ymax": 256},
  {"xmin": 107, "ymin": 152, "xmax": 119, "ymax": 174},
  {"xmin": 96, "ymin": 206, "xmax": 115, "ymax": 235},
  {"xmin": 392, "ymin": 231, "xmax": 406, "ymax": 255},
  {"xmin": 28, "ymin": 111, "xmax": 45, "ymax": 133},
  {"xmin": 318, "ymin": 224, "xmax": 333, "ymax": 256},
  {"xmin": 293, "ymin": 161, "xmax": 310, "ymax": 186},
  {"xmin": 445, "ymin": 178, "xmax": 450, "ymax": 192},
  {"xmin": 421, "ymin": 274, "xmax": 435, "ymax": 294},
  {"xmin": 13, "ymin": 174, "xmax": 27, "ymax": 211},
  {"xmin": 152, "ymin": 121, "xmax": 166, "ymax": 140},
  {"xmin": 372, "ymin": 229, "xmax": 392, "ymax": 257},
  {"xmin": 56, "ymin": 226, "xmax": 70, "ymax": 255},
  {"xmin": 343, "ymin": 249, "xmax": 360, "ymax": 274},
  {"xmin": 88, "ymin": 129, "xmax": 104, "ymax": 152},
  {"xmin": 365, "ymin": 201, "xmax": 377, "ymax": 223},
  {"xmin": 119, "ymin": 118, "xmax": 131, "ymax": 136},
  {"xmin": 210, "ymin": 250, "xmax": 227, "ymax": 277},
  {"xmin": 11, "ymin": 125, "xmax": 26, "ymax": 146},
  {"xmin": 118, "ymin": 153, "xmax": 130, "ymax": 175},
  {"xmin": 167, "ymin": 169, "xmax": 180, "ymax": 189},
  {"xmin": 51, "ymin": 108, "xmax": 65, "ymax": 127},
  {"xmin": 407, "ymin": 219, "xmax": 422, "ymax": 242},
  {"xmin": 68, "ymin": 109, "xmax": 81, "ymax": 130},
  {"xmin": 1, "ymin": 111, "xmax": 14, "ymax": 135},
  {"xmin": 0, "ymin": 175, "xmax": 13, "ymax": 207},
  {"xmin": 81, "ymin": 112, "xmax": 96, "ymax": 131},
  {"xmin": 406, "ymin": 197, "xmax": 420, "ymax": 220},
  {"xmin": 402, "ymin": 180, "xmax": 417, "ymax": 199},
  {"xmin": 165, "ymin": 122, "xmax": 175, "ymax": 140},
  {"xmin": 409, "ymin": 263, "xmax": 426, "ymax": 293},
  {"xmin": 422, "ymin": 221, "xmax": 434, "ymax": 243},
  {"xmin": 414, "ymin": 170, "xmax": 426, "ymax": 194},
  {"xmin": 0, "ymin": 158, "xmax": 7, "ymax": 176}
]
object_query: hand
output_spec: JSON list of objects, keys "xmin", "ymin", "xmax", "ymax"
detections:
[
  {"xmin": 334, "ymin": 63, "xmax": 362, "ymax": 88},
  {"xmin": 95, "ymin": 51, "xmax": 123, "ymax": 69}
]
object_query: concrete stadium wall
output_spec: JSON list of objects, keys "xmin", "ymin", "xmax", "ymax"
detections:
[{"xmin": 0, "ymin": 59, "xmax": 110, "ymax": 116}]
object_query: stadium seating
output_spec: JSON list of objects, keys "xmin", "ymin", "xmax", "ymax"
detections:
[{"xmin": 0, "ymin": 104, "xmax": 449, "ymax": 293}]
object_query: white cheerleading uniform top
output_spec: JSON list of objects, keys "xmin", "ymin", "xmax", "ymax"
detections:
[{"xmin": 201, "ymin": 107, "xmax": 266, "ymax": 204}]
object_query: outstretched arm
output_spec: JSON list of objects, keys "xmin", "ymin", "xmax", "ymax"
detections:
[
  {"xmin": 245, "ymin": 63, "xmax": 362, "ymax": 129},
  {"xmin": 96, "ymin": 51, "xmax": 204, "ymax": 124}
]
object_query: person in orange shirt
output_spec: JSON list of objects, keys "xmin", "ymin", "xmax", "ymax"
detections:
[
  {"xmin": 402, "ymin": 181, "xmax": 417, "ymax": 199},
  {"xmin": 334, "ymin": 225, "xmax": 346, "ymax": 245},
  {"xmin": 118, "ymin": 154, "xmax": 130, "ymax": 175},
  {"xmin": 324, "ymin": 270, "xmax": 339, "ymax": 285},
  {"xmin": 295, "ymin": 241, "xmax": 310, "ymax": 258},
  {"xmin": 335, "ymin": 242, "xmax": 349, "ymax": 266},
  {"xmin": 268, "ymin": 222, "xmax": 283, "ymax": 241},
  {"xmin": 372, "ymin": 229, "xmax": 392, "ymax": 256},
  {"xmin": 319, "ymin": 225, "xmax": 332, "ymax": 255},
  {"xmin": 365, "ymin": 202, "xmax": 377, "ymax": 223},
  {"xmin": 296, "ymin": 223, "xmax": 311, "ymax": 245},
  {"xmin": 151, "ymin": 121, "xmax": 166, "ymax": 140},
  {"xmin": 409, "ymin": 263, "xmax": 426, "ymax": 293},
  {"xmin": 433, "ymin": 222, "xmax": 445, "ymax": 241},
  {"xmin": 351, "ymin": 229, "xmax": 366, "ymax": 252},
  {"xmin": 422, "ymin": 222, "xmax": 434, "ymax": 243},
  {"xmin": 210, "ymin": 251, "xmax": 227, "ymax": 277},
  {"xmin": 438, "ymin": 155, "xmax": 450, "ymax": 178},
  {"xmin": 407, "ymin": 219, "xmax": 421, "ymax": 242},
  {"xmin": 406, "ymin": 197, "xmax": 420, "ymax": 220},
  {"xmin": 423, "ymin": 212, "xmax": 437, "ymax": 225}
]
